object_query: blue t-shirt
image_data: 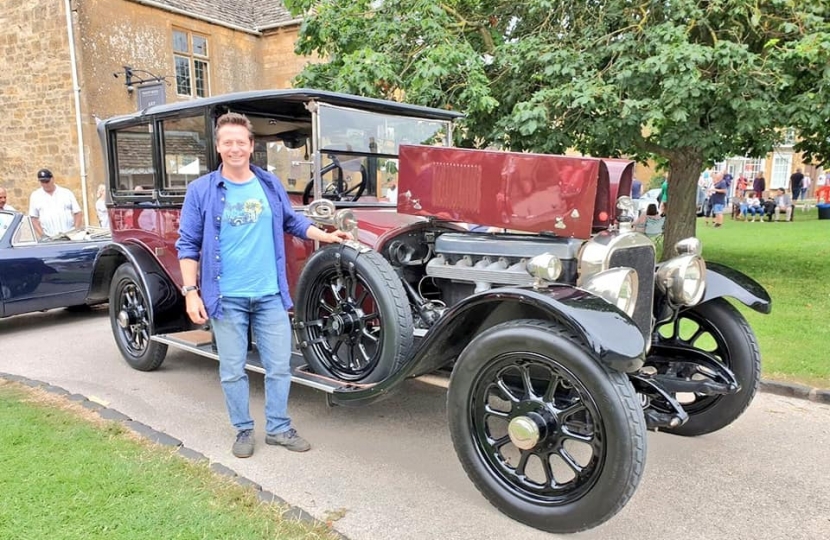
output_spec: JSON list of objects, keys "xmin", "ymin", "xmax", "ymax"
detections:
[{"xmin": 219, "ymin": 176, "xmax": 279, "ymax": 297}]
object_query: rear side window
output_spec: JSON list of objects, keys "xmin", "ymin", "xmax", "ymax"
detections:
[
  {"xmin": 113, "ymin": 124, "xmax": 156, "ymax": 196},
  {"xmin": 161, "ymin": 115, "xmax": 208, "ymax": 196}
]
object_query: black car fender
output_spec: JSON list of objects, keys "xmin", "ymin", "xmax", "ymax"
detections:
[
  {"xmin": 331, "ymin": 285, "xmax": 646, "ymax": 407},
  {"xmin": 89, "ymin": 242, "xmax": 185, "ymax": 333},
  {"xmin": 701, "ymin": 261, "xmax": 772, "ymax": 314}
]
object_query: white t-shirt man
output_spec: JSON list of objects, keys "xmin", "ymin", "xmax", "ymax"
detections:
[{"xmin": 29, "ymin": 185, "xmax": 82, "ymax": 236}]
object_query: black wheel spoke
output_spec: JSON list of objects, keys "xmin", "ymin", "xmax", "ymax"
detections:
[
  {"xmin": 558, "ymin": 448, "xmax": 585, "ymax": 475},
  {"xmin": 561, "ymin": 425, "xmax": 593, "ymax": 444},
  {"xmin": 319, "ymin": 299, "xmax": 336, "ymax": 314},
  {"xmin": 488, "ymin": 434, "xmax": 511, "ymax": 448},
  {"xmin": 543, "ymin": 372, "xmax": 561, "ymax": 402},
  {"xmin": 520, "ymin": 365, "xmax": 535, "ymax": 399},
  {"xmin": 688, "ymin": 326, "xmax": 706, "ymax": 346},
  {"xmin": 362, "ymin": 328, "xmax": 379, "ymax": 343},
  {"xmin": 559, "ymin": 401, "xmax": 586, "ymax": 420},
  {"xmin": 483, "ymin": 405, "xmax": 510, "ymax": 420},
  {"xmin": 496, "ymin": 379, "xmax": 521, "ymax": 404},
  {"xmin": 515, "ymin": 451, "xmax": 531, "ymax": 476}
]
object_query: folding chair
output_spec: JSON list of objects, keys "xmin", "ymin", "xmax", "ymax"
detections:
[{"xmin": 643, "ymin": 216, "xmax": 665, "ymax": 247}]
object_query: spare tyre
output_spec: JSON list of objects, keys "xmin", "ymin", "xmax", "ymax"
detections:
[{"xmin": 294, "ymin": 245, "xmax": 414, "ymax": 383}]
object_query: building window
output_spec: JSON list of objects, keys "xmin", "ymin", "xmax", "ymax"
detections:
[
  {"xmin": 770, "ymin": 153, "xmax": 793, "ymax": 190},
  {"xmin": 173, "ymin": 30, "xmax": 209, "ymax": 98}
]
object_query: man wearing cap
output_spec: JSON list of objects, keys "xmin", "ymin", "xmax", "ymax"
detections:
[
  {"xmin": 29, "ymin": 169, "xmax": 82, "ymax": 237},
  {"xmin": 0, "ymin": 187, "xmax": 15, "ymax": 211}
]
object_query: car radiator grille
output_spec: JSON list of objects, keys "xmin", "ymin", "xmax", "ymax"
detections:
[{"xmin": 608, "ymin": 245, "xmax": 655, "ymax": 340}]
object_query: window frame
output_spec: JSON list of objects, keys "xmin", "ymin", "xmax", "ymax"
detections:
[{"xmin": 172, "ymin": 28, "xmax": 210, "ymax": 99}]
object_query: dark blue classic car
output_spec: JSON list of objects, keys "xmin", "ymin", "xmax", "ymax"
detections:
[{"xmin": 0, "ymin": 210, "xmax": 110, "ymax": 318}]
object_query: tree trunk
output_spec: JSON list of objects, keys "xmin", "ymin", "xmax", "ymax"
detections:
[{"xmin": 663, "ymin": 150, "xmax": 705, "ymax": 261}]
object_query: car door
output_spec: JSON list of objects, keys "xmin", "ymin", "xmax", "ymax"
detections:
[{"xmin": 0, "ymin": 217, "xmax": 99, "ymax": 317}]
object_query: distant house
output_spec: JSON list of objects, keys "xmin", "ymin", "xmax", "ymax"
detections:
[{"xmin": 3, "ymin": 0, "xmax": 308, "ymax": 223}]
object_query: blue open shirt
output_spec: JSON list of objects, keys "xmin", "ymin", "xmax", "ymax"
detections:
[{"xmin": 175, "ymin": 165, "xmax": 313, "ymax": 319}]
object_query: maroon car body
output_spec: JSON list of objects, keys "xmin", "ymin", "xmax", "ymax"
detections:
[{"xmin": 91, "ymin": 89, "xmax": 770, "ymax": 535}]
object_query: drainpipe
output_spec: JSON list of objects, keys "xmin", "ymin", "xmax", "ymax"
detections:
[{"xmin": 64, "ymin": 0, "xmax": 89, "ymax": 227}]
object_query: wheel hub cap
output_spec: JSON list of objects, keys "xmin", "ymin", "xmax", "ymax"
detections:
[
  {"xmin": 508, "ymin": 416, "xmax": 541, "ymax": 450},
  {"xmin": 117, "ymin": 310, "xmax": 132, "ymax": 329}
]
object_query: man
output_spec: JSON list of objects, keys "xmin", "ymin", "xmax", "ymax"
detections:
[
  {"xmin": 659, "ymin": 175, "xmax": 668, "ymax": 215},
  {"xmin": 0, "ymin": 187, "xmax": 15, "ymax": 211},
  {"xmin": 708, "ymin": 172, "xmax": 729, "ymax": 228},
  {"xmin": 790, "ymin": 168, "xmax": 804, "ymax": 201},
  {"xmin": 176, "ymin": 112, "xmax": 351, "ymax": 459},
  {"xmin": 773, "ymin": 188, "xmax": 792, "ymax": 221},
  {"xmin": 631, "ymin": 178, "xmax": 642, "ymax": 200},
  {"xmin": 801, "ymin": 174, "xmax": 812, "ymax": 211},
  {"xmin": 29, "ymin": 169, "xmax": 82, "ymax": 237}
]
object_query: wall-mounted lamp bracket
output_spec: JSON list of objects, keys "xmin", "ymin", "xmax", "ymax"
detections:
[{"xmin": 113, "ymin": 65, "xmax": 172, "ymax": 94}]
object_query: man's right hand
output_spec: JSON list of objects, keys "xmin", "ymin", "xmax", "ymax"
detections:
[{"xmin": 185, "ymin": 292, "xmax": 208, "ymax": 325}]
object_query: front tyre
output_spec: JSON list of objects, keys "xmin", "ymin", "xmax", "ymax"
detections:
[
  {"xmin": 294, "ymin": 245, "xmax": 413, "ymax": 383},
  {"xmin": 656, "ymin": 298, "xmax": 761, "ymax": 436},
  {"xmin": 109, "ymin": 263, "xmax": 167, "ymax": 371},
  {"xmin": 448, "ymin": 320, "xmax": 646, "ymax": 534}
]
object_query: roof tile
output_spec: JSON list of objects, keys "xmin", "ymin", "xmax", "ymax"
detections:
[{"xmin": 132, "ymin": 0, "xmax": 296, "ymax": 32}]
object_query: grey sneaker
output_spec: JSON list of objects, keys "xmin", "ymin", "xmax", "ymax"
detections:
[
  {"xmin": 232, "ymin": 429, "xmax": 255, "ymax": 458},
  {"xmin": 265, "ymin": 428, "xmax": 311, "ymax": 452}
]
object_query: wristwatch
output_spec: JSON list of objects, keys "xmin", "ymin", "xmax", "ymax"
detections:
[{"xmin": 181, "ymin": 285, "xmax": 199, "ymax": 296}]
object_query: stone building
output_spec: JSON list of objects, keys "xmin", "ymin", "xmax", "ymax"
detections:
[{"xmin": 1, "ymin": 0, "xmax": 308, "ymax": 224}]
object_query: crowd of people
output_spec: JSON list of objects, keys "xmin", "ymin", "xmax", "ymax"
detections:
[
  {"xmin": 0, "ymin": 169, "xmax": 110, "ymax": 239},
  {"xmin": 696, "ymin": 167, "xmax": 824, "ymax": 225}
]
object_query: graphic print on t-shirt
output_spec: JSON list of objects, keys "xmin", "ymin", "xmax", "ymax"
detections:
[{"xmin": 223, "ymin": 198, "xmax": 264, "ymax": 227}]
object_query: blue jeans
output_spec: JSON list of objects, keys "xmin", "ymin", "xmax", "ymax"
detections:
[{"xmin": 211, "ymin": 294, "xmax": 293, "ymax": 435}]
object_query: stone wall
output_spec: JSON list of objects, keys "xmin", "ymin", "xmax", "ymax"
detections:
[
  {"xmin": 2, "ymin": 0, "xmax": 308, "ymax": 222},
  {"xmin": 1, "ymin": 1, "xmax": 79, "ymax": 213},
  {"xmin": 261, "ymin": 26, "xmax": 313, "ymax": 90},
  {"xmin": 74, "ymin": 0, "xmax": 267, "ymax": 222}
]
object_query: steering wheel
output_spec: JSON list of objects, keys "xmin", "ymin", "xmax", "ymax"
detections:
[{"xmin": 302, "ymin": 155, "xmax": 367, "ymax": 205}]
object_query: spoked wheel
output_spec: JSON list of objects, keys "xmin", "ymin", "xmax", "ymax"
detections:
[
  {"xmin": 109, "ymin": 263, "xmax": 167, "ymax": 371},
  {"xmin": 294, "ymin": 246, "xmax": 413, "ymax": 383},
  {"xmin": 653, "ymin": 298, "xmax": 761, "ymax": 436},
  {"xmin": 449, "ymin": 320, "xmax": 646, "ymax": 533}
]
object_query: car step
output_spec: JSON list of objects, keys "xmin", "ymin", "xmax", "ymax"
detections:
[{"xmin": 151, "ymin": 330, "xmax": 371, "ymax": 394}]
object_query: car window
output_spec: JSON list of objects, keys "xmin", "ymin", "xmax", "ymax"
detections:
[
  {"xmin": 0, "ymin": 211, "xmax": 13, "ymax": 238},
  {"xmin": 12, "ymin": 216, "xmax": 37, "ymax": 245},
  {"xmin": 161, "ymin": 115, "xmax": 209, "ymax": 195}
]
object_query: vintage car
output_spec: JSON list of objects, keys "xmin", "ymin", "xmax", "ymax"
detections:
[
  {"xmin": 0, "ymin": 210, "xmax": 110, "ymax": 319},
  {"xmin": 92, "ymin": 90, "xmax": 770, "ymax": 534}
]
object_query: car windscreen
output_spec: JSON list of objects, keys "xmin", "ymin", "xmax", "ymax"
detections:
[{"xmin": 317, "ymin": 103, "xmax": 450, "ymax": 156}]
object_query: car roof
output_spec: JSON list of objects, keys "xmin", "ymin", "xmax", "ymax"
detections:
[{"xmin": 100, "ymin": 88, "xmax": 464, "ymax": 127}]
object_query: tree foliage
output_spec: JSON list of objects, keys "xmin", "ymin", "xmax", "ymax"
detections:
[{"xmin": 285, "ymin": 0, "xmax": 830, "ymax": 250}]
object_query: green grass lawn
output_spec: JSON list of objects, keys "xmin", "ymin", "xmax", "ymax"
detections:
[
  {"xmin": 0, "ymin": 381, "xmax": 337, "ymax": 540},
  {"xmin": 694, "ymin": 209, "xmax": 830, "ymax": 388}
]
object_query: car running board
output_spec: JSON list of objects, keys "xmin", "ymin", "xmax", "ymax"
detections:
[{"xmin": 150, "ymin": 330, "xmax": 374, "ymax": 394}]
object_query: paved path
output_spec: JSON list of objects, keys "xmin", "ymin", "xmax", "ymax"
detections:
[{"xmin": 2, "ymin": 308, "xmax": 829, "ymax": 540}]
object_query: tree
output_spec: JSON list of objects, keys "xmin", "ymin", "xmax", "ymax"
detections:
[{"xmin": 285, "ymin": 0, "xmax": 830, "ymax": 254}]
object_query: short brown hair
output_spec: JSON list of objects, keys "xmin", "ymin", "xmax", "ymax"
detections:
[{"xmin": 214, "ymin": 112, "xmax": 254, "ymax": 142}]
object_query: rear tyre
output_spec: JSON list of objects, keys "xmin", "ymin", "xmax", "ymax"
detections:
[
  {"xmin": 109, "ymin": 263, "xmax": 167, "ymax": 371},
  {"xmin": 448, "ymin": 320, "xmax": 646, "ymax": 533}
]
